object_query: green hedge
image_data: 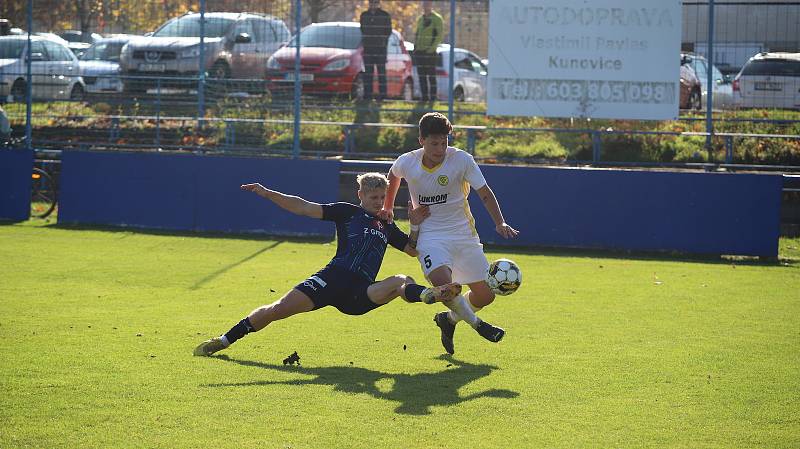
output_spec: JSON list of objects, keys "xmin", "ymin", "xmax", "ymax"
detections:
[{"xmin": 4, "ymin": 99, "xmax": 799, "ymax": 165}]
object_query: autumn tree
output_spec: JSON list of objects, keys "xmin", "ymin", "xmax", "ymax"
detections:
[{"xmin": 0, "ymin": 0, "xmax": 27, "ymax": 31}]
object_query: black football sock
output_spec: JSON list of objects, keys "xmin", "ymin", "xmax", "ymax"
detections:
[
  {"xmin": 403, "ymin": 284, "xmax": 426, "ymax": 303},
  {"xmin": 223, "ymin": 317, "xmax": 255, "ymax": 345}
]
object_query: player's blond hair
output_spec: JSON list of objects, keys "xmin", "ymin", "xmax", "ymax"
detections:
[{"xmin": 356, "ymin": 172, "xmax": 388, "ymax": 191}]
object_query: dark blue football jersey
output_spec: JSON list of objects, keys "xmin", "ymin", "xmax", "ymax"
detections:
[{"xmin": 321, "ymin": 202, "xmax": 409, "ymax": 282}]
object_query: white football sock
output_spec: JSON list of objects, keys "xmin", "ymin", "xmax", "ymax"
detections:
[
  {"xmin": 219, "ymin": 335, "xmax": 231, "ymax": 347},
  {"xmin": 447, "ymin": 297, "xmax": 482, "ymax": 325},
  {"xmin": 444, "ymin": 295, "xmax": 480, "ymax": 329}
]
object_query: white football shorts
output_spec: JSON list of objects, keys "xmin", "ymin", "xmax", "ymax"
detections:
[{"xmin": 416, "ymin": 237, "xmax": 490, "ymax": 285}]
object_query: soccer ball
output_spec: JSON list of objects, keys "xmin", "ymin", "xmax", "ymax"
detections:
[{"xmin": 487, "ymin": 258, "xmax": 522, "ymax": 296}]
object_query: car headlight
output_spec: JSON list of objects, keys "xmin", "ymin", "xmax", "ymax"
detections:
[
  {"xmin": 323, "ymin": 59, "xmax": 350, "ymax": 72},
  {"xmin": 266, "ymin": 57, "xmax": 282, "ymax": 70},
  {"xmin": 181, "ymin": 47, "xmax": 200, "ymax": 58}
]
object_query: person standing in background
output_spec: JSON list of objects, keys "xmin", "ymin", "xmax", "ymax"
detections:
[
  {"xmin": 360, "ymin": 0, "xmax": 392, "ymax": 101},
  {"xmin": 0, "ymin": 105, "xmax": 11, "ymax": 142},
  {"xmin": 413, "ymin": 1, "xmax": 444, "ymax": 101}
]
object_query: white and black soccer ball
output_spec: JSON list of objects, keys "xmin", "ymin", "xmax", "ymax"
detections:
[{"xmin": 487, "ymin": 258, "xmax": 522, "ymax": 296}]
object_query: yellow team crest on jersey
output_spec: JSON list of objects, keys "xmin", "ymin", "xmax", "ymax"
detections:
[{"xmin": 437, "ymin": 175, "xmax": 449, "ymax": 186}]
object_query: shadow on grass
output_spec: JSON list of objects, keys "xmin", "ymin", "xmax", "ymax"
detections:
[
  {"xmin": 8, "ymin": 220, "xmax": 794, "ymax": 267},
  {"xmin": 190, "ymin": 241, "xmax": 283, "ymax": 290},
  {"xmin": 36, "ymin": 222, "xmax": 331, "ymax": 244},
  {"xmin": 204, "ymin": 354, "xmax": 519, "ymax": 415},
  {"xmin": 483, "ymin": 242, "xmax": 795, "ymax": 267}
]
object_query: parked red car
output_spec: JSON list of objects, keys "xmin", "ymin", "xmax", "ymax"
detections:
[{"xmin": 266, "ymin": 22, "xmax": 414, "ymax": 100}]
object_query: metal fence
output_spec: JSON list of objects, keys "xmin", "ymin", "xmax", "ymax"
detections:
[{"xmin": 0, "ymin": 0, "xmax": 798, "ymax": 166}]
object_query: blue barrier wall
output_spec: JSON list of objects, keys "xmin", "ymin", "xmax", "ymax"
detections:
[
  {"xmin": 59, "ymin": 151, "xmax": 340, "ymax": 237},
  {"xmin": 0, "ymin": 149, "xmax": 32, "ymax": 222},
  {"xmin": 470, "ymin": 166, "xmax": 782, "ymax": 257},
  {"xmin": 56, "ymin": 152, "xmax": 782, "ymax": 256}
]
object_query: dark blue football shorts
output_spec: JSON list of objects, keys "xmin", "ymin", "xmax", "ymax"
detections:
[{"xmin": 294, "ymin": 265, "xmax": 381, "ymax": 316}]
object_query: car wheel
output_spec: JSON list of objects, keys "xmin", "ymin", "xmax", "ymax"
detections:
[
  {"xmin": 11, "ymin": 79, "xmax": 27, "ymax": 102},
  {"xmin": 209, "ymin": 61, "xmax": 230, "ymax": 80},
  {"xmin": 208, "ymin": 62, "xmax": 231, "ymax": 98},
  {"xmin": 402, "ymin": 78, "xmax": 413, "ymax": 101},
  {"xmin": 123, "ymin": 79, "xmax": 144, "ymax": 96},
  {"xmin": 70, "ymin": 84, "xmax": 85, "ymax": 102},
  {"xmin": 690, "ymin": 89, "xmax": 701, "ymax": 110},
  {"xmin": 351, "ymin": 74, "xmax": 365, "ymax": 100},
  {"xmin": 454, "ymin": 86, "xmax": 465, "ymax": 102}
]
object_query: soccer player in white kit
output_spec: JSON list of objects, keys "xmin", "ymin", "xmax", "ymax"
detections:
[{"xmin": 380, "ymin": 112, "xmax": 519, "ymax": 354}]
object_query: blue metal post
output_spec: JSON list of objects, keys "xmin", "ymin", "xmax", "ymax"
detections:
[
  {"xmin": 110, "ymin": 117, "xmax": 120, "ymax": 141},
  {"xmin": 198, "ymin": 0, "xmax": 206, "ymax": 132},
  {"xmin": 344, "ymin": 125, "xmax": 354, "ymax": 154},
  {"xmin": 292, "ymin": 0, "xmax": 302, "ymax": 158},
  {"xmin": 448, "ymin": 0, "xmax": 456, "ymax": 123},
  {"xmin": 25, "ymin": 0, "xmax": 33, "ymax": 150},
  {"xmin": 705, "ymin": 0, "xmax": 715, "ymax": 154},
  {"xmin": 156, "ymin": 78, "xmax": 161, "ymax": 146},
  {"xmin": 466, "ymin": 129, "xmax": 476, "ymax": 155},
  {"xmin": 725, "ymin": 135, "xmax": 733, "ymax": 164},
  {"xmin": 224, "ymin": 120, "xmax": 235, "ymax": 147},
  {"xmin": 592, "ymin": 132, "xmax": 602, "ymax": 163}
]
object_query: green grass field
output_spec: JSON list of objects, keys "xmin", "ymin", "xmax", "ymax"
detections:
[{"xmin": 1, "ymin": 221, "xmax": 799, "ymax": 449}]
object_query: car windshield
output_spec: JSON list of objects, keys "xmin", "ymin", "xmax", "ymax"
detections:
[
  {"xmin": 741, "ymin": 59, "xmax": 800, "ymax": 77},
  {"xmin": 61, "ymin": 33, "xmax": 83, "ymax": 43},
  {"xmin": 0, "ymin": 40, "xmax": 25, "ymax": 59},
  {"xmin": 154, "ymin": 16, "xmax": 234, "ymax": 38},
  {"xmin": 711, "ymin": 64, "xmax": 724, "ymax": 81},
  {"xmin": 80, "ymin": 42, "xmax": 126, "ymax": 61},
  {"xmin": 287, "ymin": 26, "xmax": 361, "ymax": 49}
]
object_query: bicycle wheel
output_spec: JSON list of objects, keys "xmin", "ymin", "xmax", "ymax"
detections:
[{"xmin": 31, "ymin": 167, "xmax": 57, "ymax": 219}]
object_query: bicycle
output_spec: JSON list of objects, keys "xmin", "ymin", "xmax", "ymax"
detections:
[
  {"xmin": 2, "ymin": 134, "xmax": 59, "ymax": 219},
  {"xmin": 31, "ymin": 166, "xmax": 57, "ymax": 219}
]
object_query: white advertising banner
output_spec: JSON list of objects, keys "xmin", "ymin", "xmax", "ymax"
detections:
[{"xmin": 488, "ymin": 0, "xmax": 682, "ymax": 120}]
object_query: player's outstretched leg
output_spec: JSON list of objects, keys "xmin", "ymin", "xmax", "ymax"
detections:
[
  {"xmin": 193, "ymin": 289, "xmax": 314, "ymax": 356},
  {"xmin": 193, "ymin": 336, "xmax": 228, "ymax": 356},
  {"xmin": 193, "ymin": 316, "xmax": 255, "ymax": 357},
  {"xmin": 434, "ymin": 311, "xmax": 457, "ymax": 354},
  {"xmin": 420, "ymin": 282, "xmax": 462, "ymax": 304},
  {"xmin": 440, "ymin": 282, "xmax": 504, "ymax": 345},
  {"xmin": 475, "ymin": 320, "xmax": 505, "ymax": 343}
]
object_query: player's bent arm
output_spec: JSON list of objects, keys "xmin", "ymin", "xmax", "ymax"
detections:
[
  {"xmin": 475, "ymin": 184, "xmax": 506, "ymax": 226},
  {"xmin": 403, "ymin": 201, "xmax": 428, "ymax": 256},
  {"xmin": 475, "ymin": 184, "xmax": 519, "ymax": 238},
  {"xmin": 403, "ymin": 227, "xmax": 420, "ymax": 257},
  {"xmin": 381, "ymin": 172, "xmax": 402, "ymax": 220},
  {"xmin": 241, "ymin": 183, "xmax": 323, "ymax": 219},
  {"xmin": 403, "ymin": 245, "xmax": 419, "ymax": 257}
]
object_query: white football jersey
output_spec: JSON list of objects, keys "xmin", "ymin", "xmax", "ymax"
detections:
[{"xmin": 390, "ymin": 146, "xmax": 487, "ymax": 241}]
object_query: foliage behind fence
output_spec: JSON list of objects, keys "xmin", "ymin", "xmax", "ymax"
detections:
[{"xmin": 1, "ymin": 0, "xmax": 798, "ymax": 166}]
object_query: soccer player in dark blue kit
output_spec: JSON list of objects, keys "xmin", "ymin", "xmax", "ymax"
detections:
[{"xmin": 193, "ymin": 172, "xmax": 464, "ymax": 356}]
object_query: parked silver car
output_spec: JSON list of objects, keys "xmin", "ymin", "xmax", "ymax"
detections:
[
  {"xmin": 733, "ymin": 52, "xmax": 800, "ymax": 110},
  {"xmin": 59, "ymin": 30, "xmax": 103, "ymax": 58},
  {"xmin": 0, "ymin": 35, "xmax": 85, "ymax": 102},
  {"xmin": 681, "ymin": 53, "xmax": 734, "ymax": 110},
  {"xmin": 120, "ymin": 12, "xmax": 290, "ymax": 94},
  {"xmin": 407, "ymin": 43, "xmax": 487, "ymax": 102},
  {"xmin": 79, "ymin": 35, "xmax": 134, "ymax": 95}
]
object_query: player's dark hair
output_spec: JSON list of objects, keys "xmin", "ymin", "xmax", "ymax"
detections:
[{"xmin": 419, "ymin": 112, "xmax": 452, "ymax": 138}]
